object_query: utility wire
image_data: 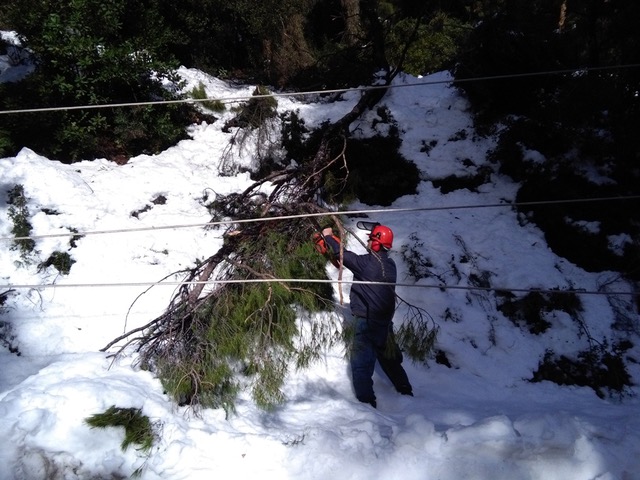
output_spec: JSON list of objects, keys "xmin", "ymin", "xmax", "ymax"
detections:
[
  {"xmin": 2, "ymin": 197, "xmax": 637, "ymax": 297},
  {"xmin": 1, "ymin": 65, "xmax": 638, "ymax": 296},
  {"xmin": 1, "ymin": 63, "xmax": 639, "ymax": 116},
  {"xmin": 0, "ymin": 278, "xmax": 636, "ymax": 297},
  {"xmin": 2, "ymin": 195, "xmax": 639, "ymax": 243}
]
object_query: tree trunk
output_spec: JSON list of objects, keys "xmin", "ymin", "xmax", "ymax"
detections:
[{"xmin": 340, "ymin": 0, "xmax": 363, "ymax": 46}]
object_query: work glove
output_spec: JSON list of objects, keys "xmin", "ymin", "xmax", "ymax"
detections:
[{"xmin": 312, "ymin": 230, "xmax": 340, "ymax": 256}]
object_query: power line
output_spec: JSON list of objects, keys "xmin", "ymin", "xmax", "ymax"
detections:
[
  {"xmin": 0, "ymin": 278, "xmax": 636, "ymax": 297},
  {"xmin": 2, "ymin": 197, "xmax": 636, "ymax": 298},
  {"xmin": 2, "ymin": 195, "xmax": 639, "ymax": 243},
  {"xmin": 1, "ymin": 63, "xmax": 639, "ymax": 116}
]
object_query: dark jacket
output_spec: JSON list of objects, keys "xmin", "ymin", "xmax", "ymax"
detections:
[{"xmin": 325, "ymin": 236, "xmax": 396, "ymax": 322}]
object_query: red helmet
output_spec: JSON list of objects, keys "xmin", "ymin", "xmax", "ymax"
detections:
[{"xmin": 369, "ymin": 225, "xmax": 393, "ymax": 251}]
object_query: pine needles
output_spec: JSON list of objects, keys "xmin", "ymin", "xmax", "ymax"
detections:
[
  {"xmin": 395, "ymin": 296, "xmax": 439, "ymax": 362},
  {"xmin": 7, "ymin": 184, "xmax": 36, "ymax": 263},
  {"xmin": 105, "ymin": 199, "xmax": 342, "ymax": 413},
  {"xmin": 85, "ymin": 406, "xmax": 157, "ymax": 453}
]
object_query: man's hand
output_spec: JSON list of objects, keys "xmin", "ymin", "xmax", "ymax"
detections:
[
  {"xmin": 313, "ymin": 233, "xmax": 328, "ymax": 254},
  {"xmin": 313, "ymin": 228, "xmax": 340, "ymax": 257}
]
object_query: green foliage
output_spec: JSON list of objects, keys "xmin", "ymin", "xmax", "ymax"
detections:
[
  {"xmin": 387, "ymin": 12, "xmax": 469, "ymax": 75},
  {"xmin": 532, "ymin": 342, "xmax": 633, "ymax": 399},
  {"xmin": 220, "ymin": 86, "xmax": 281, "ymax": 176},
  {"xmin": 157, "ymin": 355, "xmax": 238, "ymax": 414},
  {"xmin": 156, "ymin": 0, "xmax": 480, "ymax": 89},
  {"xmin": 280, "ymin": 110, "xmax": 309, "ymax": 162},
  {"xmin": 234, "ymin": 86, "xmax": 278, "ymax": 129},
  {"xmin": 7, "ymin": 185, "xmax": 36, "ymax": 262},
  {"xmin": 497, "ymin": 290, "xmax": 583, "ymax": 335},
  {"xmin": 0, "ymin": 125, "xmax": 13, "ymax": 157},
  {"xmin": 392, "ymin": 295, "xmax": 439, "ymax": 363},
  {"xmin": 156, "ymin": 228, "xmax": 339, "ymax": 412},
  {"xmin": 325, "ymin": 128, "xmax": 420, "ymax": 207},
  {"xmin": 396, "ymin": 317, "xmax": 438, "ymax": 363},
  {"xmin": 85, "ymin": 406, "xmax": 157, "ymax": 453},
  {"xmin": 110, "ymin": 105, "xmax": 194, "ymax": 159},
  {"xmin": 190, "ymin": 82, "xmax": 226, "ymax": 112},
  {"xmin": 161, "ymin": 0, "xmax": 308, "ymax": 84},
  {"xmin": 38, "ymin": 251, "xmax": 76, "ymax": 275},
  {"xmin": 1, "ymin": 0, "xmax": 194, "ymax": 161}
]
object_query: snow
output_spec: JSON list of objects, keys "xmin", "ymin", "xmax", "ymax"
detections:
[
  {"xmin": 1, "ymin": 45, "xmax": 640, "ymax": 480},
  {"xmin": 0, "ymin": 31, "xmax": 33, "ymax": 83}
]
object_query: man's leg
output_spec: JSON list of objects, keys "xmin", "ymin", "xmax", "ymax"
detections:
[
  {"xmin": 376, "ymin": 330, "xmax": 413, "ymax": 396},
  {"xmin": 349, "ymin": 316, "xmax": 377, "ymax": 407}
]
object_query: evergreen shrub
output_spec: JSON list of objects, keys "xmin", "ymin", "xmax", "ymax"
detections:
[
  {"xmin": 85, "ymin": 406, "xmax": 157, "ymax": 453},
  {"xmin": 325, "ymin": 131, "xmax": 420, "ymax": 206},
  {"xmin": 155, "ymin": 229, "xmax": 339, "ymax": 413},
  {"xmin": 532, "ymin": 344, "xmax": 633, "ymax": 399},
  {"xmin": 230, "ymin": 86, "xmax": 278, "ymax": 129},
  {"xmin": 7, "ymin": 185, "xmax": 36, "ymax": 262},
  {"xmin": 280, "ymin": 110, "xmax": 309, "ymax": 162},
  {"xmin": 497, "ymin": 290, "xmax": 582, "ymax": 335},
  {"xmin": 2, "ymin": 0, "xmax": 196, "ymax": 162},
  {"xmin": 37, "ymin": 251, "xmax": 75, "ymax": 275},
  {"xmin": 386, "ymin": 12, "xmax": 468, "ymax": 76},
  {"xmin": 190, "ymin": 81, "xmax": 226, "ymax": 112}
]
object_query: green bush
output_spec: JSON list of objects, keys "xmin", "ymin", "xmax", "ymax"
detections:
[
  {"xmin": 280, "ymin": 110, "xmax": 309, "ymax": 162},
  {"xmin": 497, "ymin": 290, "xmax": 583, "ymax": 335},
  {"xmin": 85, "ymin": 406, "xmax": 157, "ymax": 453},
  {"xmin": 7, "ymin": 185, "xmax": 36, "ymax": 262},
  {"xmin": 226, "ymin": 85, "xmax": 278, "ymax": 130},
  {"xmin": 387, "ymin": 12, "xmax": 468, "ymax": 75},
  {"xmin": 2, "ymin": 0, "xmax": 194, "ymax": 162},
  {"xmin": 38, "ymin": 251, "xmax": 75, "ymax": 275},
  {"xmin": 0, "ymin": 126, "xmax": 13, "ymax": 157},
  {"xmin": 190, "ymin": 82, "xmax": 225, "ymax": 112},
  {"xmin": 531, "ymin": 343, "xmax": 633, "ymax": 399}
]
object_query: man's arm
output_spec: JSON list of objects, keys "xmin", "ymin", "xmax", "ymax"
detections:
[{"xmin": 321, "ymin": 228, "xmax": 365, "ymax": 274}]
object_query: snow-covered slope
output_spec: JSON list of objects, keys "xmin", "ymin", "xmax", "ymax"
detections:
[{"xmin": 1, "ymin": 58, "xmax": 639, "ymax": 479}]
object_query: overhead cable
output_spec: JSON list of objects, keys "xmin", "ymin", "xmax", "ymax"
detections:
[
  {"xmin": 1, "ymin": 63, "xmax": 639, "ymax": 116},
  {"xmin": 0, "ymin": 278, "xmax": 636, "ymax": 297},
  {"xmin": 1, "ymin": 195, "xmax": 639, "ymax": 243}
]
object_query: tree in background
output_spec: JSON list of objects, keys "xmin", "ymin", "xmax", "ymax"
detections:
[
  {"xmin": 160, "ymin": 0, "xmax": 315, "ymax": 87},
  {"xmin": 454, "ymin": 0, "xmax": 640, "ymax": 281},
  {"xmin": 160, "ymin": 0, "xmax": 472, "ymax": 88},
  {"xmin": 0, "ymin": 0, "xmax": 197, "ymax": 162},
  {"xmin": 455, "ymin": 0, "xmax": 640, "ymax": 123},
  {"xmin": 1, "ymin": 0, "xmax": 475, "ymax": 161}
]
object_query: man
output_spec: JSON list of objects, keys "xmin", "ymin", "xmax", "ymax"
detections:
[{"xmin": 318, "ymin": 224, "xmax": 413, "ymax": 408}]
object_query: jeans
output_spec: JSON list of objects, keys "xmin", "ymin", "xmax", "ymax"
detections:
[{"xmin": 349, "ymin": 315, "xmax": 412, "ymax": 406}]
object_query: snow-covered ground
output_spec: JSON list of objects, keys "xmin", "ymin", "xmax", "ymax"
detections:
[{"xmin": 1, "ymin": 48, "xmax": 639, "ymax": 480}]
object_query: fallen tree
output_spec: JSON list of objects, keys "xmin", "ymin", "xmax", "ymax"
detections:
[{"xmin": 103, "ymin": 65, "xmax": 436, "ymax": 413}]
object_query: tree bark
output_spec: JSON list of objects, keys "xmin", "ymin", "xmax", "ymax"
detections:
[{"xmin": 340, "ymin": 0, "xmax": 363, "ymax": 46}]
